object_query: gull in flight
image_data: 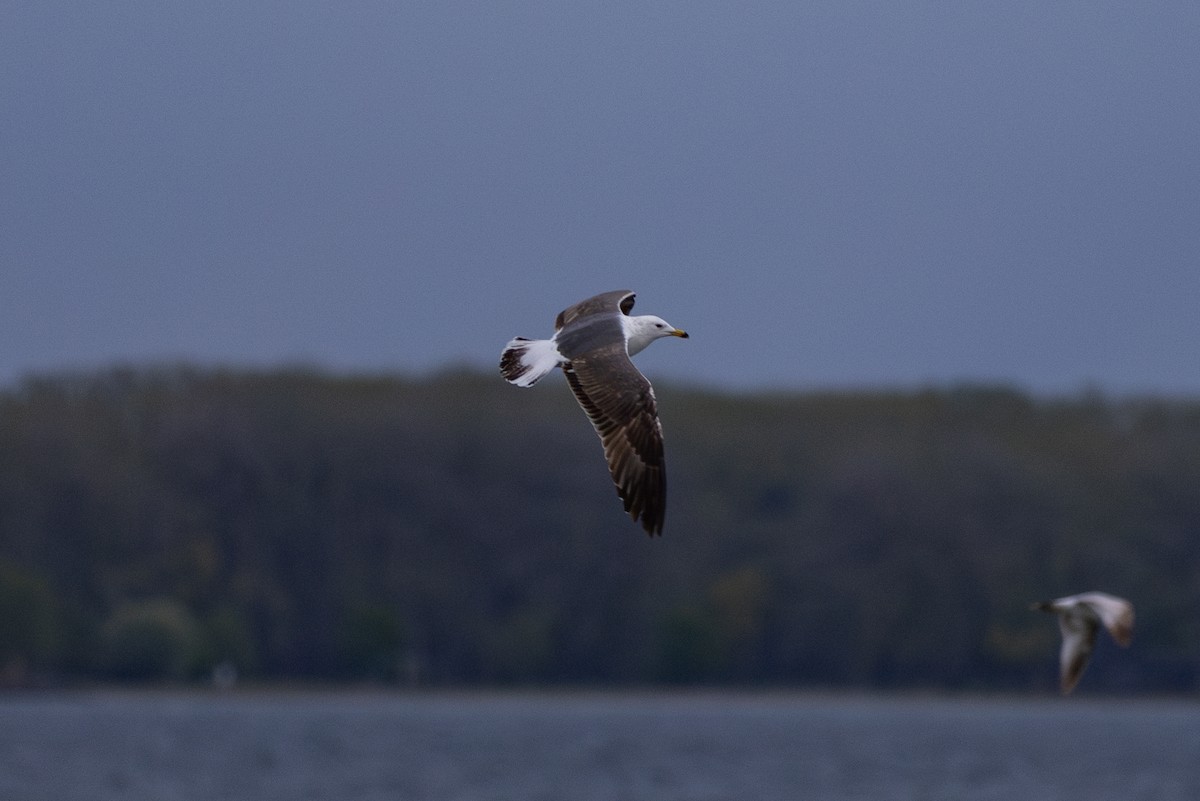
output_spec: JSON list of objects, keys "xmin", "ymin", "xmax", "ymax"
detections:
[
  {"xmin": 1031, "ymin": 591, "xmax": 1134, "ymax": 694},
  {"xmin": 500, "ymin": 290, "xmax": 688, "ymax": 536}
]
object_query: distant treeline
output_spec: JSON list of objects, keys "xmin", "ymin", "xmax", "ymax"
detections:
[{"xmin": 1, "ymin": 366, "xmax": 1197, "ymax": 692}]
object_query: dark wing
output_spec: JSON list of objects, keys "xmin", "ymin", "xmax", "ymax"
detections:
[
  {"xmin": 555, "ymin": 290, "xmax": 635, "ymax": 331},
  {"xmin": 561, "ymin": 347, "xmax": 666, "ymax": 536},
  {"xmin": 1058, "ymin": 610, "xmax": 1099, "ymax": 694}
]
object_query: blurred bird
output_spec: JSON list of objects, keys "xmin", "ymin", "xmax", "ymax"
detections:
[
  {"xmin": 500, "ymin": 290, "xmax": 688, "ymax": 536},
  {"xmin": 1031, "ymin": 591, "xmax": 1134, "ymax": 694}
]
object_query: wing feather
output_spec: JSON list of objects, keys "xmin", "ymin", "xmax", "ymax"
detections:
[
  {"xmin": 555, "ymin": 290, "xmax": 635, "ymax": 332},
  {"xmin": 1077, "ymin": 593, "xmax": 1135, "ymax": 647},
  {"xmin": 561, "ymin": 347, "xmax": 666, "ymax": 536},
  {"xmin": 1058, "ymin": 612, "xmax": 1098, "ymax": 694}
]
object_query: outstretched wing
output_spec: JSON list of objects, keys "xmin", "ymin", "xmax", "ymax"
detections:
[
  {"xmin": 555, "ymin": 290, "xmax": 635, "ymax": 331},
  {"xmin": 1058, "ymin": 610, "xmax": 1099, "ymax": 694},
  {"xmin": 561, "ymin": 347, "xmax": 666, "ymax": 536},
  {"xmin": 1076, "ymin": 593, "xmax": 1134, "ymax": 647}
]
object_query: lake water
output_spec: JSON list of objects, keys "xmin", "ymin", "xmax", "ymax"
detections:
[{"xmin": 0, "ymin": 690, "xmax": 1197, "ymax": 800}]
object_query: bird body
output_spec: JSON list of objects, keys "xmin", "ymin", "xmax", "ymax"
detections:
[
  {"xmin": 500, "ymin": 290, "xmax": 688, "ymax": 536},
  {"xmin": 1032, "ymin": 591, "xmax": 1134, "ymax": 694}
]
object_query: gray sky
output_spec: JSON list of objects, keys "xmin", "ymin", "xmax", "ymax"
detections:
[{"xmin": 3, "ymin": 2, "xmax": 1198, "ymax": 395}]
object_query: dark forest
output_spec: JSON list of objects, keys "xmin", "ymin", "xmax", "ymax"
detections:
[{"xmin": 1, "ymin": 366, "xmax": 1196, "ymax": 692}]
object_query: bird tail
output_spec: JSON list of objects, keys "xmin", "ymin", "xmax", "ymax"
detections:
[{"xmin": 500, "ymin": 337, "xmax": 562, "ymax": 387}]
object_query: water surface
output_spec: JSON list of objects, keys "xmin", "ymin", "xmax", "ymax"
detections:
[{"xmin": 1, "ymin": 690, "xmax": 1196, "ymax": 800}]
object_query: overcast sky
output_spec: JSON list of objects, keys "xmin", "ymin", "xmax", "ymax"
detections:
[{"xmin": 3, "ymin": 2, "xmax": 1198, "ymax": 395}]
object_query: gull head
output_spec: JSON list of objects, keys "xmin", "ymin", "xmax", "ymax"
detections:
[{"xmin": 625, "ymin": 315, "xmax": 689, "ymax": 356}]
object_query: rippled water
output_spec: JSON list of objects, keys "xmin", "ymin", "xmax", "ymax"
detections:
[{"xmin": 1, "ymin": 690, "xmax": 1197, "ymax": 800}]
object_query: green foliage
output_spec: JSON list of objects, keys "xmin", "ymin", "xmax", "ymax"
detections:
[
  {"xmin": 656, "ymin": 605, "xmax": 722, "ymax": 683},
  {"xmin": 479, "ymin": 605, "xmax": 556, "ymax": 683},
  {"xmin": 0, "ymin": 561, "xmax": 60, "ymax": 682},
  {"xmin": 336, "ymin": 604, "xmax": 406, "ymax": 680},
  {"xmin": 99, "ymin": 599, "xmax": 201, "ymax": 681},
  {"xmin": 1, "ymin": 366, "xmax": 1198, "ymax": 691},
  {"xmin": 656, "ymin": 566, "xmax": 772, "ymax": 683}
]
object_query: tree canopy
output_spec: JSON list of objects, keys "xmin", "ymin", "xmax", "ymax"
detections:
[{"xmin": 0, "ymin": 366, "xmax": 1196, "ymax": 692}]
